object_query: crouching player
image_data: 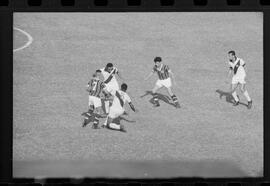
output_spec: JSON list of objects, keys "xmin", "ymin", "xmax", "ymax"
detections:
[
  {"xmin": 102, "ymin": 83, "xmax": 137, "ymax": 132},
  {"xmin": 82, "ymin": 70, "xmax": 106, "ymax": 128}
]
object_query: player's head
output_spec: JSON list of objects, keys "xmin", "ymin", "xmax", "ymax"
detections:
[
  {"xmin": 121, "ymin": 83, "xmax": 128, "ymax": 92},
  {"xmin": 228, "ymin": 50, "xmax": 236, "ymax": 61},
  {"xmin": 106, "ymin": 63, "xmax": 114, "ymax": 72},
  {"xmin": 154, "ymin": 56, "xmax": 162, "ymax": 67},
  {"xmin": 95, "ymin": 69, "xmax": 102, "ymax": 79}
]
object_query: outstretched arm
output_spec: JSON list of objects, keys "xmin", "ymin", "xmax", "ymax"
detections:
[
  {"xmin": 117, "ymin": 71, "xmax": 125, "ymax": 82},
  {"xmin": 144, "ymin": 72, "xmax": 154, "ymax": 81},
  {"xmin": 86, "ymin": 81, "xmax": 92, "ymax": 92},
  {"xmin": 129, "ymin": 102, "xmax": 137, "ymax": 112}
]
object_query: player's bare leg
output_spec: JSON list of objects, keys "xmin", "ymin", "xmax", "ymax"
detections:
[
  {"xmin": 104, "ymin": 94, "xmax": 113, "ymax": 115},
  {"xmin": 231, "ymin": 83, "xmax": 240, "ymax": 106},
  {"xmin": 152, "ymin": 85, "xmax": 161, "ymax": 107},
  {"xmin": 104, "ymin": 101, "xmax": 110, "ymax": 114},
  {"xmin": 240, "ymin": 83, "xmax": 252, "ymax": 109},
  {"xmin": 166, "ymin": 87, "xmax": 180, "ymax": 108},
  {"xmin": 102, "ymin": 115, "xmax": 109, "ymax": 128}
]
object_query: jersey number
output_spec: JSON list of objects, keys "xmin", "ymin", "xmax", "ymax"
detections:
[{"xmin": 92, "ymin": 81, "xmax": 97, "ymax": 91}]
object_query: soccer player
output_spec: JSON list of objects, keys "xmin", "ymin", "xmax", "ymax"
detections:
[
  {"xmin": 102, "ymin": 83, "xmax": 137, "ymax": 132},
  {"xmin": 82, "ymin": 70, "xmax": 106, "ymax": 128},
  {"xmin": 99, "ymin": 63, "xmax": 124, "ymax": 114},
  {"xmin": 226, "ymin": 50, "xmax": 252, "ymax": 109},
  {"xmin": 144, "ymin": 57, "xmax": 180, "ymax": 108}
]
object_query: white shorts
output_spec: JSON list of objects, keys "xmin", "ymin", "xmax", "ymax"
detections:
[
  {"xmin": 156, "ymin": 78, "xmax": 172, "ymax": 88},
  {"xmin": 232, "ymin": 75, "xmax": 246, "ymax": 84},
  {"xmin": 88, "ymin": 96, "xmax": 102, "ymax": 108},
  {"xmin": 108, "ymin": 105, "xmax": 124, "ymax": 119}
]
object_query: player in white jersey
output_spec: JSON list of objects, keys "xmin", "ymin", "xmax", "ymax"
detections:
[
  {"xmin": 99, "ymin": 63, "xmax": 124, "ymax": 114},
  {"xmin": 226, "ymin": 50, "xmax": 252, "ymax": 109},
  {"xmin": 102, "ymin": 83, "xmax": 137, "ymax": 132}
]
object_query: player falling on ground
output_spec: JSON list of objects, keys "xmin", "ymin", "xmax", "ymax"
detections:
[
  {"xmin": 144, "ymin": 57, "xmax": 180, "ymax": 108},
  {"xmin": 226, "ymin": 50, "xmax": 252, "ymax": 109},
  {"xmin": 102, "ymin": 83, "xmax": 137, "ymax": 132},
  {"xmin": 99, "ymin": 63, "xmax": 125, "ymax": 114},
  {"xmin": 82, "ymin": 70, "xmax": 106, "ymax": 128}
]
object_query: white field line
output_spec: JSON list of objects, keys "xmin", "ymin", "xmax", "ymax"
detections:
[{"xmin": 13, "ymin": 27, "xmax": 33, "ymax": 52}]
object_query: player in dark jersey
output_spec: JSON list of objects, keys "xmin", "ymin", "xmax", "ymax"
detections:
[
  {"xmin": 82, "ymin": 70, "xmax": 106, "ymax": 128},
  {"xmin": 144, "ymin": 57, "xmax": 180, "ymax": 108}
]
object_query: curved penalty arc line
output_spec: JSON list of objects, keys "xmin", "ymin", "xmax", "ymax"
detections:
[{"xmin": 13, "ymin": 27, "xmax": 33, "ymax": 52}]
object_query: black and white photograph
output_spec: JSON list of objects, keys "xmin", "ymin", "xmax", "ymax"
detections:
[{"xmin": 13, "ymin": 12, "xmax": 263, "ymax": 178}]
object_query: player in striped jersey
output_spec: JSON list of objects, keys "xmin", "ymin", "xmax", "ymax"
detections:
[
  {"xmin": 99, "ymin": 63, "xmax": 125, "ymax": 114},
  {"xmin": 144, "ymin": 57, "xmax": 180, "ymax": 108},
  {"xmin": 82, "ymin": 70, "xmax": 106, "ymax": 128},
  {"xmin": 102, "ymin": 83, "xmax": 137, "ymax": 132},
  {"xmin": 226, "ymin": 50, "xmax": 252, "ymax": 109}
]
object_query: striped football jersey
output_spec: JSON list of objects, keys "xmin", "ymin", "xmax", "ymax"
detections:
[
  {"xmin": 153, "ymin": 64, "xmax": 170, "ymax": 80},
  {"xmin": 88, "ymin": 79, "xmax": 105, "ymax": 98}
]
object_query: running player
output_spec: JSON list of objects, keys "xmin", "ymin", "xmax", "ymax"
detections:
[
  {"xmin": 102, "ymin": 83, "xmax": 137, "ymax": 132},
  {"xmin": 144, "ymin": 57, "xmax": 180, "ymax": 108},
  {"xmin": 82, "ymin": 70, "xmax": 106, "ymax": 128},
  {"xmin": 99, "ymin": 63, "xmax": 124, "ymax": 114},
  {"xmin": 226, "ymin": 50, "xmax": 252, "ymax": 109}
]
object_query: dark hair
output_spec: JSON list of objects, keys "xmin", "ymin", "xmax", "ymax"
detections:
[
  {"xmin": 106, "ymin": 63, "xmax": 113, "ymax": 68},
  {"xmin": 121, "ymin": 83, "xmax": 128, "ymax": 91},
  {"xmin": 228, "ymin": 50, "xmax": 236, "ymax": 56},
  {"xmin": 96, "ymin": 69, "xmax": 101, "ymax": 73},
  {"xmin": 154, "ymin": 56, "xmax": 162, "ymax": 63}
]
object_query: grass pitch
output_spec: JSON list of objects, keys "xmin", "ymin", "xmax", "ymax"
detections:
[{"xmin": 13, "ymin": 12, "xmax": 263, "ymax": 178}]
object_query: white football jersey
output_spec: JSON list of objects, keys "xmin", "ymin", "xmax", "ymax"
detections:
[
  {"xmin": 100, "ymin": 67, "xmax": 118, "ymax": 85},
  {"xmin": 109, "ymin": 89, "xmax": 131, "ymax": 108},
  {"xmin": 228, "ymin": 58, "xmax": 246, "ymax": 77}
]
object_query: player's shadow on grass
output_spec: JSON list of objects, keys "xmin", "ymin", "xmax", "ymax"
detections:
[
  {"xmin": 215, "ymin": 89, "xmax": 248, "ymax": 107},
  {"xmin": 140, "ymin": 90, "xmax": 175, "ymax": 107}
]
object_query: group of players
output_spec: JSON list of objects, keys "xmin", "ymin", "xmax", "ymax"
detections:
[{"xmin": 82, "ymin": 51, "xmax": 252, "ymax": 132}]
